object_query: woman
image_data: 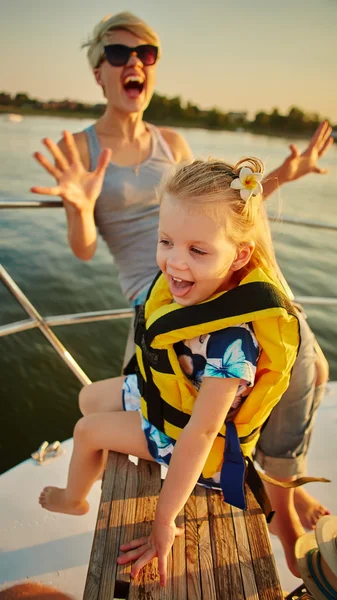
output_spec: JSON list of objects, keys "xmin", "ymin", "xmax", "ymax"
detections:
[{"xmin": 31, "ymin": 11, "xmax": 332, "ymax": 574}]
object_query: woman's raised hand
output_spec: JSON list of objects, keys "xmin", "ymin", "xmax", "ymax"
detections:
[
  {"xmin": 31, "ymin": 130, "xmax": 111, "ymax": 213},
  {"xmin": 281, "ymin": 120, "xmax": 334, "ymax": 183}
]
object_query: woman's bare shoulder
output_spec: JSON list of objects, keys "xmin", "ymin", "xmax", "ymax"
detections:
[{"xmin": 159, "ymin": 127, "xmax": 193, "ymax": 163}]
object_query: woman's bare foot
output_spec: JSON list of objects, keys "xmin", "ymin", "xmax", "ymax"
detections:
[
  {"xmin": 39, "ymin": 486, "xmax": 89, "ymax": 516},
  {"xmin": 268, "ymin": 503, "xmax": 304, "ymax": 577},
  {"xmin": 294, "ymin": 487, "xmax": 330, "ymax": 529}
]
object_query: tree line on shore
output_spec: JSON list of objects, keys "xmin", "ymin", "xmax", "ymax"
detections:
[{"xmin": 1, "ymin": 91, "xmax": 335, "ymax": 135}]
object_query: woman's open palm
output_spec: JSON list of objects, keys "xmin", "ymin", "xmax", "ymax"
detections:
[{"xmin": 31, "ymin": 130, "xmax": 111, "ymax": 212}]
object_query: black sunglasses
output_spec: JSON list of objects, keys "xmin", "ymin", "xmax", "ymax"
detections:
[{"xmin": 103, "ymin": 44, "xmax": 158, "ymax": 67}]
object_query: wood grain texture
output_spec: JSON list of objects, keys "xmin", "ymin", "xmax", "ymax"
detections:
[
  {"xmin": 85, "ymin": 458, "xmax": 284, "ymax": 599},
  {"xmin": 244, "ymin": 485, "xmax": 284, "ymax": 600},
  {"xmin": 207, "ymin": 488, "xmax": 245, "ymax": 599},
  {"xmin": 98, "ymin": 454, "xmax": 134, "ymax": 600},
  {"xmin": 128, "ymin": 460, "xmax": 162, "ymax": 600},
  {"xmin": 231, "ymin": 504, "xmax": 260, "ymax": 599},
  {"xmin": 185, "ymin": 489, "xmax": 202, "ymax": 599},
  {"xmin": 83, "ymin": 451, "xmax": 119, "ymax": 600}
]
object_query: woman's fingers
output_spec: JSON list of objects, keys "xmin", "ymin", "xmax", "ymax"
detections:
[
  {"xmin": 43, "ymin": 138, "xmax": 69, "ymax": 170},
  {"xmin": 318, "ymin": 135, "xmax": 334, "ymax": 158},
  {"xmin": 63, "ymin": 130, "xmax": 82, "ymax": 164},
  {"xmin": 33, "ymin": 152, "xmax": 61, "ymax": 179},
  {"xmin": 288, "ymin": 144, "xmax": 299, "ymax": 159},
  {"xmin": 30, "ymin": 185, "xmax": 62, "ymax": 196},
  {"xmin": 95, "ymin": 148, "xmax": 112, "ymax": 176}
]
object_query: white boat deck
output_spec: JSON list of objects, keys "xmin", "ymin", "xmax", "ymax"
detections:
[{"xmin": 0, "ymin": 382, "xmax": 336, "ymax": 598}]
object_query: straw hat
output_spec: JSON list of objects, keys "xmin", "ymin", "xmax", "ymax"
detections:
[{"xmin": 295, "ymin": 515, "xmax": 337, "ymax": 600}]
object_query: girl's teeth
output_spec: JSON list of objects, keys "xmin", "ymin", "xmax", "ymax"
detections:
[{"xmin": 173, "ymin": 277, "xmax": 182, "ymax": 282}]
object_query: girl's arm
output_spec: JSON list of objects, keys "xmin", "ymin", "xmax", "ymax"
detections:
[
  {"xmin": 118, "ymin": 376, "xmax": 240, "ymax": 585},
  {"xmin": 262, "ymin": 121, "xmax": 333, "ymax": 199}
]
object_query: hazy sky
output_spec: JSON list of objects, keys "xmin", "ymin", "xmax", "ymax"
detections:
[{"xmin": 1, "ymin": 0, "xmax": 337, "ymax": 121}]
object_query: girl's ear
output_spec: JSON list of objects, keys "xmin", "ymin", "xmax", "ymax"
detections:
[{"xmin": 231, "ymin": 242, "xmax": 255, "ymax": 272}]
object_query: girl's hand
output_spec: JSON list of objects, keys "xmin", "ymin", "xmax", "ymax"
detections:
[
  {"xmin": 31, "ymin": 130, "xmax": 111, "ymax": 213},
  {"xmin": 280, "ymin": 120, "xmax": 333, "ymax": 184},
  {"xmin": 117, "ymin": 520, "xmax": 184, "ymax": 586}
]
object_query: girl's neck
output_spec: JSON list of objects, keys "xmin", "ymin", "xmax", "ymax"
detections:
[{"xmin": 96, "ymin": 106, "xmax": 147, "ymax": 142}]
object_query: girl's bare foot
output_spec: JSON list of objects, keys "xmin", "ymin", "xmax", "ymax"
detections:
[
  {"xmin": 39, "ymin": 486, "xmax": 89, "ymax": 516},
  {"xmin": 294, "ymin": 487, "xmax": 330, "ymax": 529}
]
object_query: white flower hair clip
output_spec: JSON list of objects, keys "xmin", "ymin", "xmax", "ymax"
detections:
[{"xmin": 230, "ymin": 167, "xmax": 263, "ymax": 202}]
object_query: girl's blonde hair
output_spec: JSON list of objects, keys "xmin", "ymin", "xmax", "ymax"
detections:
[
  {"xmin": 82, "ymin": 12, "xmax": 161, "ymax": 69},
  {"xmin": 161, "ymin": 157, "xmax": 279, "ymax": 280}
]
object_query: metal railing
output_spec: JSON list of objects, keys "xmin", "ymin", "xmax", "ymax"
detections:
[
  {"xmin": 0, "ymin": 264, "xmax": 133, "ymax": 386},
  {"xmin": 1, "ymin": 200, "xmax": 337, "ymax": 231},
  {"xmin": 1, "ymin": 199, "xmax": 337, "ymax": 386}
]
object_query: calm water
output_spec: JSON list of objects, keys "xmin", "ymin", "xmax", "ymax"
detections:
[{"xmin": 1, "ymin": 115, "xmax": 336, "ymax": 474}]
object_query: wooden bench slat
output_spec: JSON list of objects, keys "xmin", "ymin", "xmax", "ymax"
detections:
[
  {"xmin": 207, "ymin": 488, "xmax": 246, "ymax": 599},
  {"xmin": 185, "ymin": 490, "xmax": 203, "ymax": 599},
  {"xmin": 83, "ymin": 451, "xmax": 119, "ymax": 600},
  {"xmin": 171, "ymin": 507, "xmax": 188, "ymax": 600},
  {"xmin": 195, "ymin": 486, "xmax": 217, "ymax": 600},
  {"xmin": 115, "ymin": 457, "xmax": 139, "ymax": 587},
  {"xmin": 98, "ymin": 454, "xmax": 135, "ymax": 600},
  {"xmin": 231, "ymin": 504, "xmax": 260, "ymax": 599},
  {"xmin": 128, "ymin": 459, "xmax": 162, "ymax": 600},
  {"xmin": 244, "ymin": 486, "xmax": 284, "ymax": 600}
]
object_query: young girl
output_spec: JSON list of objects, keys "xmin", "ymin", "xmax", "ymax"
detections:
[{"xmin": 39, "ymin": 156, "xmax": 303, "ymax": 584}]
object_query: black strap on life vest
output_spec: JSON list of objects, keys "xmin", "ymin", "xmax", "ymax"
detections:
[{"xmin": 144, "ymin": 280, "xmax": 297, "ymax": 346}]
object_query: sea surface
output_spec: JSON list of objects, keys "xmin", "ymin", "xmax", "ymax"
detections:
[{"xmin": 0, "ymin": 115, "xmax": 336, "ymax": 474}]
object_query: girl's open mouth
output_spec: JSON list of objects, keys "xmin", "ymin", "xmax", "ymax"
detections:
[{"xmin": 169, "ymin": 275, "xmax": 195, "ymax": 297}]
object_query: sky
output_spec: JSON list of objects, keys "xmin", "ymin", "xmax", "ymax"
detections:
[{"xmin": 1, "ymin": 0, "xmax": 337, "ymax": 122}]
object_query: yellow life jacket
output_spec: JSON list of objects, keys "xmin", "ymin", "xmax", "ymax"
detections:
[{"xmin": 134, "ymin": 267, "xmax": 299, "ymax": 482}]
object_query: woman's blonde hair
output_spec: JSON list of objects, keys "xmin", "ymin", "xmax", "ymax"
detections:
[
  {"xmin": 161, "ymin": 157, "xmax": 279, "ymax": 280},
  {"xmin": 82, "ymin": 12, "xmax": 161, "ymax": 69}
]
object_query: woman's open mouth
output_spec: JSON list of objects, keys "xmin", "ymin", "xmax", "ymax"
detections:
[
  {"xmin": 123, "ymin": 75, "xmax": 145, "ymax": 99},
  {"xmin": 170, "ymin": 275, "xmax": 195, "ymax": 297}
]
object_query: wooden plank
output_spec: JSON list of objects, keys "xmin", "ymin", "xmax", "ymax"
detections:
[
  {"xmin": 172, "ymin": 507, "xmax": 187, "ymax": 600},
  {"xmin": 128, "ymin": 460, "xmax": 162, "ymax": 600},
  {"xmin": 231, "ymin": 504, "xmax": 260, "ymax": 600},
  {"xmin": 207, "ymin": 489, "xmax": 245, "ymax": 600},
  {"xmin": 185, "ymin": 489, "xmax": 202, "ymax": 599},
  {"xmin": 115, "ymin": 458, "xmax": 139, "ymax": 588},
  {"xmin": 195, "ymin": 486, "xmax": 217, "ymax": 599},
  {"xmin": 98, "ymin": 454, "xmax": 135, "ymax": 600},
  {"xmin": 244, "ymin": 486, "xmax": 284, "ymax": 600},
  {"xmin": 83, "ymin": 452, "xmax": 119, "ymax": 600}
]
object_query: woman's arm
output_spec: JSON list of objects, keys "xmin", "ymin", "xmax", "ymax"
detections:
[
  {"xmin": 263, "ymin": 121, "xmax": 333, "ymax": 199},
  {"xmin": 118, "ymin": 376, "xmax": 240, "ymax": 585},
  {"xmin": 31, "ymin": 131, "xmax": 111, "ymax": 260}
]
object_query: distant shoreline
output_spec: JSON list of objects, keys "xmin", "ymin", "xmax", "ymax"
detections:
[{"xmin": 0, "ymin": 106, "xmax": 329, "ymax": 141}]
